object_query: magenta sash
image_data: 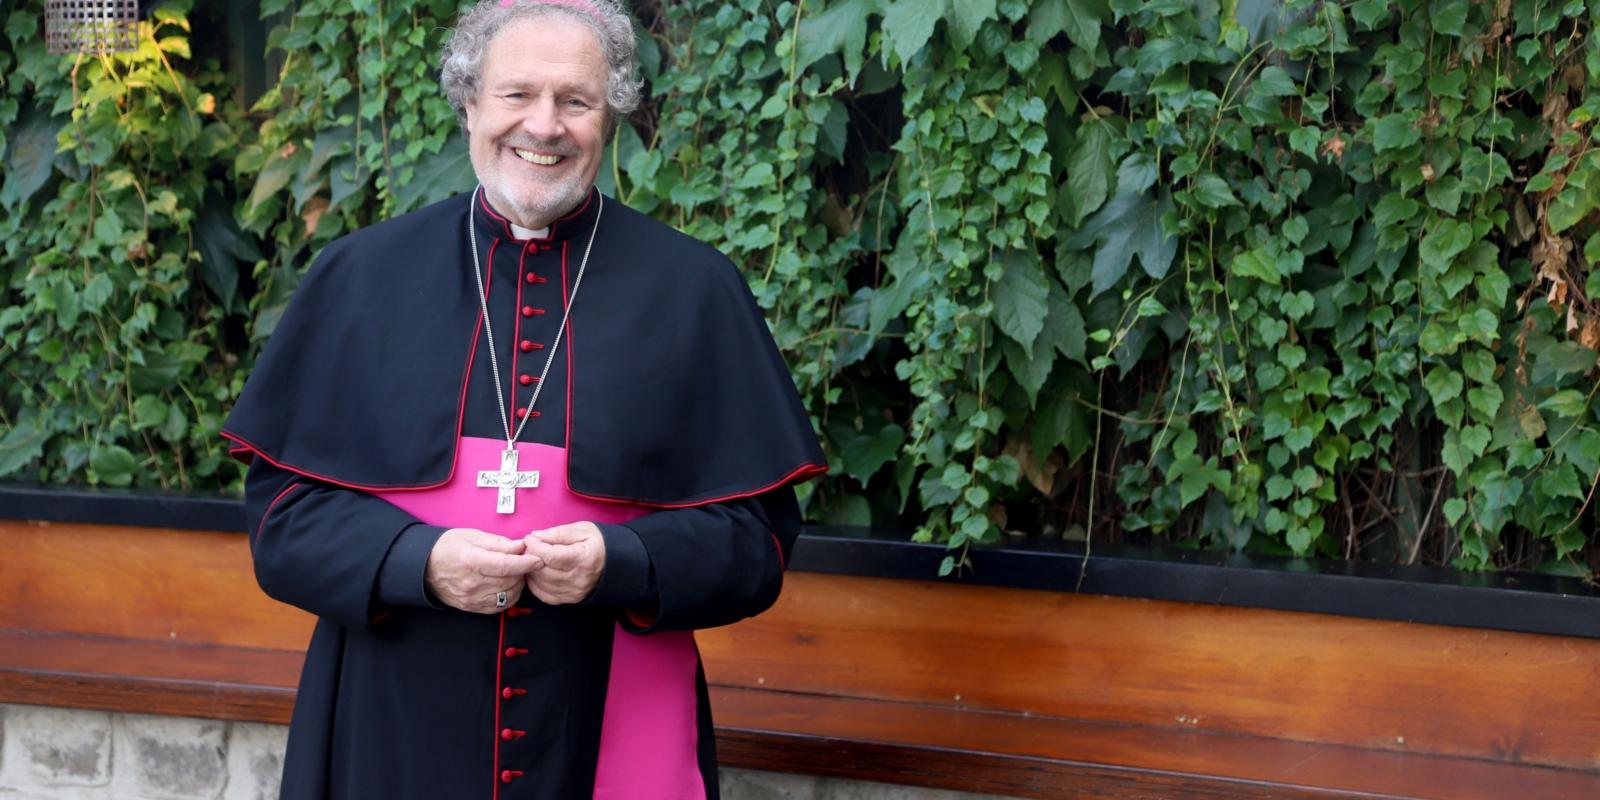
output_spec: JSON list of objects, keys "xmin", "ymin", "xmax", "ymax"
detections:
[{"xmin": 375, "ymin": 436, "xmax": 704, "ymax": 799}]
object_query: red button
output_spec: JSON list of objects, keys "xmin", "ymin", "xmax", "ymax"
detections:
[
  {"xmin": 501, "ymin": 770, "xmax": 524, "ymax": 783},
  {"xmin": 504, "ymin": 647, "xmax": 528, "ymax": 658},
  {"xmin": 501, "ymin": 687, "xmax": 527, "ymax": 699},
  {"xmin": 500, "ymin": 728, "xmax": 526, "ymax": 741},
  {"xmin": 525, "ymin": 273, "xmax": 538, "ymax": 284},
  {"xmin": 515, "ymin": 407, "xmax": 527, "ymax": 419},
  {"xmin": 519, "ymin": 340, "xmax": 535, "ymax": 352},
  {"xmin": 519, "ymin": 374, "xmax": 534, "ymax": 386}
]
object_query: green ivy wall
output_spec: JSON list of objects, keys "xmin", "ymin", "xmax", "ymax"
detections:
[{"xmin": 2, "ymin": 0, "xmax": 1598, "ymax": 575}]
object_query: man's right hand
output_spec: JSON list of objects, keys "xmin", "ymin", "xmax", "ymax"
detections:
[{"xmin": 425, "ymin": 529, "xmax": 545, "ymax": 614}]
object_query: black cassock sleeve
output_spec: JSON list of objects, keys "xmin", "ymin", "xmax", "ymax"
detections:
[
  {"xmin": 245, "ymin": 459, "xmax": 446, "ymax": 629},
  {"xmin": 248, "ymin": 456, "xmax": 800, "ymax": 633},
  {"xmin": 583, "ymin": 489, "xmax": 801, "ymax": 632}
]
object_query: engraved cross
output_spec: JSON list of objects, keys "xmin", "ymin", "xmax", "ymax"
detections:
[{"xmin": 477, "ymin": 449, "xmax": 540, "ymax": 514}]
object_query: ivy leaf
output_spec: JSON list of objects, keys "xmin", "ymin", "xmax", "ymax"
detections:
[
  {"xmin": 1457, "ymin": 308, "xmax": 1500, "ymax": 343},
  {"xmin": 1479, "ymin": 470, "xmax": 1524, "ymax": 510},
  {"xmin": 1064, "ymin": 120, "xmax": 1114, "ymax": 227},
  {"xmin": 1371, "ymin": 192, "xmax": 1421, "ymax": 229},
  {"xmin": 1461, "ymin": 349, "xmax": 1496, "ymax": 384},
  {"xmin": 194, "ymin": 207, "xmax": 259, "ymax": 308},
  {"xmin": 1460, "ymin": 425, "xmax": 1491, "ymax": 457},
  {"xmin": 832, "ymin": 288, "xmax": 875, "ymax": 371},
  {"xmin": 839, "ymin": 423, "xmax": 906, "ymax": 485},
  {"xmin": 1003, "ymin": 337, "xmax": 1055, "ymax": 405},
  {"xmin": 1466, "ymin": 385, "xmax": 1502, "ymax": 420},
  {"xmin": 391, "ymin": 134, "xmax": 474, "ymax": 213},
  {"xmin": 1531, "ymin": 340, "xmax": 1598, "ymax": 384},
  {"xmin": 1372, "ymin": 113, "xmax": 1420, "ymax": 152},
  {"xmin": 1475, "ymin": 267, "xmax": 1511, "ymax": 309},
  {"xmin": 1230, "ymin": 246, "xmax": 1280, "ymax": 286},
  {"xmin": 1442, "ymin": 497, "xmax": 1467, "ymax": 526},
  {"xmin": 1116, "ymin": 152, "xmax": 1157, "ymax": 195},
  {"xmin": 992, "ymin": 251, "xmax": 1050, "ymax": 355},
  {"xmin": 246, "ymin": 147, "xmax": 296, "ymax": 213},
  {"xmin": 1459, "ymin": 146, "xmax": 1511, "ymax": 190},
  {"xmin": 1031, "ymin": 375, "xmax": 1092, "ymax": 458},
  {"xmin": 798, "ymin": 0, "xmax": 884, "ymax": 79},
  {"xmin": 1, "ymin": 107, "xmax": 60, "ymax": 209},
  {"xmin": 1424, "ymin": 366, "xmax": 1465, "ymax": 406},
  {"xmin": 1540, "ymin": 390, "xmax": 1589, "ymax": 418},
  {"xmin": 1068, "ymin": 187, "xmax": 1177, "ymax": 297},
  {"xmin": 328, "ymin": 154, "xmax": 372, "ymax": 212},
  {"xmin": 1280, "ymin": 290, "xmax": 1314, "ymax": 320},
  {"xmin": 945, "ymin": 0, "xmax": 998, "ymax": 49},
  {"xmin": 883, "ymin": 0, "xmax": 949, "ymax": 64},
  {"xmin": 1041, "ymin": 282, "xmax": 1088, "ymax": 365},
  {"xmin": 1351, "ymin": 0, "xmax": 1391, "ymax": 28},
  {"xmin": 1418, "ymin": 219, "xmax": 1474, "ymax": 273},
  {"xmin": 132, "ymin": 396, "xmax": 168, "ymax": 430},
  {"xmin": 870, "ymin": 269, "xmax": 930, "ymax": 337},
  {"xmin": 91, "ymin": 445, "xmax": 139, "ymax": 488},
  {"xmin": 1429, "ymin": 0, "xmax": 1469, "ymax": 36},
  {"xmin": 1547, "ymin": 186, "xmax": 1593, "ymax": 233},
  {"xmin": 1441, "ymin": 437, "xmax": 1470, "ymax": 475},
  {"xmin": 1253, "ymin": 66, "xmax": 1298, "ymax": 97},
  {"xmin": 1026, "ymin": 0, "xmax": 1107, "ymax": 49},
  {"xmin": 1191, "ymin": 173, "xmax": 1240, "ymax": 207},
  {"xmin": 0, "ymin": 421, "xmax": 49, "ymax": 478}
]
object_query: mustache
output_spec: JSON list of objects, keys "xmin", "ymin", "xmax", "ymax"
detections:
[{"xmin": 500, "ymin": 137, "xmax": 578, "ymax": 157}]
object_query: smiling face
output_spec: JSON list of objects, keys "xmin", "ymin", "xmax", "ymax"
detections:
[{"xmin": 465, "ymin": 14, "xmax": 609, "ymax": 229}]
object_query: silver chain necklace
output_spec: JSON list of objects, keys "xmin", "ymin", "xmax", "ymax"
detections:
[{"xmin": 468, "ymin": 185, "xmax": 603, "ymax": 513}]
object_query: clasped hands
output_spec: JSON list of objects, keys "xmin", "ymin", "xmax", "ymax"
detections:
[{"xmin": 423, "ymin": 523, "xmax": 605, "ymax": 614}]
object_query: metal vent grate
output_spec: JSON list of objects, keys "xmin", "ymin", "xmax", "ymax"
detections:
[{"xmin": 45, "ymin": 0, "xmax": 139, "ymax": 55}]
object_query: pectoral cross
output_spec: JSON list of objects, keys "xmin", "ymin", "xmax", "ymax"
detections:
[{"xmin": 477, "ymin": 449, "xmax": 540, "ymax": 514}]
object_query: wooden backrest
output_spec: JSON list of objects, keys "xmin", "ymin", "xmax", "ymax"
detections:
[{"xmin": 4, "ymin": 519, "xmax": 1598, "ymax": 772}]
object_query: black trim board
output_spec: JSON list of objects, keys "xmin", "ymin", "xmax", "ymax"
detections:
[{"xmin": 3, "ymin": 484, "xmax": 1597, "ymax": 639}]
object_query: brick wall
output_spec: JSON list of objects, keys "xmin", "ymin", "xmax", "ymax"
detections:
[{"xmin": 0, "ymin": 704, "xmax": 1006, "ymax": 800}]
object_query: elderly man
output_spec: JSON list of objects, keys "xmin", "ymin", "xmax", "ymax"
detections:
[{"xmin": 221, "ymin": 1, "xmax": 826, "ymax": 797}]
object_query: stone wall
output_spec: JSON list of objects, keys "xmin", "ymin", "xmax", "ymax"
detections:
[{"xmin": 0, "ymin": 704, "xmax": 1008, "ymax": 800}]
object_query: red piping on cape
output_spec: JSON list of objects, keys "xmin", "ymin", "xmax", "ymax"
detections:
[
  {"xmin": 568, "ymin": 461, "xmax": 831, "ymax": 510},
  {"xmin": 217, "ymin": 202, "xmax": 487, "ymax": 493}
]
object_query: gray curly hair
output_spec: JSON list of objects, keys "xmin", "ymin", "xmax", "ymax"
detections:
[{"xmin": 439, "ymin": 0, "xmax": 643, "ymax": 136}]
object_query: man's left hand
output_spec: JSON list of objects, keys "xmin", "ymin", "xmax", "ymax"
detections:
[{"xmin": 522, "ymin": 522, "xmax": 606, "ymax": 605}]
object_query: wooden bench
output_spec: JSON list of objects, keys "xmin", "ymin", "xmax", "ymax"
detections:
[{"xmin": 3, "ymin": 513, "xmax": 1599, "ymax": 798}]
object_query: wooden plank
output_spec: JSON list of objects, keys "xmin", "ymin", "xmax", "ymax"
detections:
[
  {"xmin": 0, "ymin": 520, "xmax": 314, "ymax": 650},
  {"xmin": 697, "ymin": 573, "xmax": 1600, "ymax": 772},
  {"xmin": 0, "ymin": 630, "xmax": 300, "ymax": 724},
  {"xmin": 712, "ymin": 687, "xmax": 1600, "ymax": 800}
]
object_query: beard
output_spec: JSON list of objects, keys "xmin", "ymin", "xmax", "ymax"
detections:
[{"xmin": 475, "ymin": 135, "xmax": 590, "ymax": 228}]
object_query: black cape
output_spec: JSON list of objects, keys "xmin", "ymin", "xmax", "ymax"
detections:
[{"xmin": 224, "ymin": 188, "xmax": 826, "ymax": 505}]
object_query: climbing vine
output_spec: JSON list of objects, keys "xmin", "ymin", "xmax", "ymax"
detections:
[{"xmin": 3, "ymin": 0, "xmax": 1598, "ymax": 576}]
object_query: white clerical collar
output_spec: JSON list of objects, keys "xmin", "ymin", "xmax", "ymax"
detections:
[{"xmin": 510, "ymin": 222, "xmax": 550, "ymax": 240}]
